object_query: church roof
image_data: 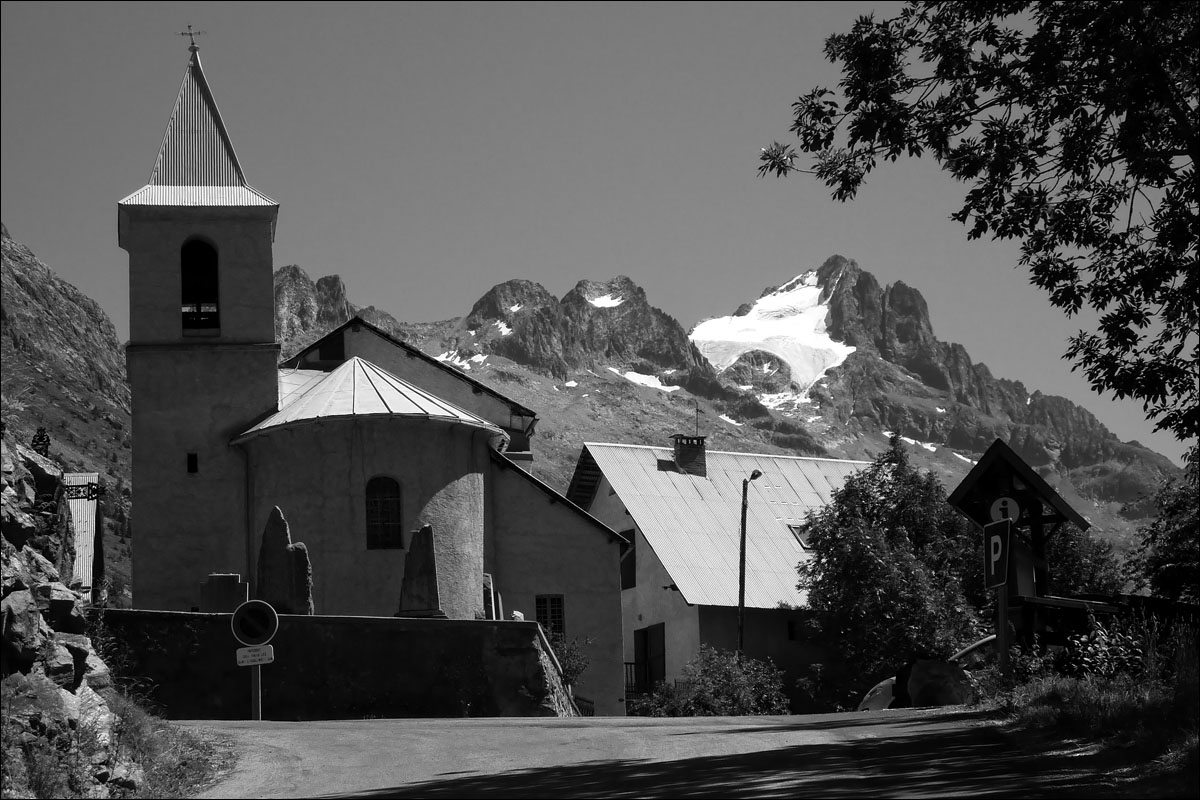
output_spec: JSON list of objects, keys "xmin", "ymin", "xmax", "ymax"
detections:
[
  {"xmin": 119, "ymin": 46, "xmax": 276, "ymax": 208},
  {"xmin": 234, "ymin": 357, "xmax": 501, "ymax": 443}
]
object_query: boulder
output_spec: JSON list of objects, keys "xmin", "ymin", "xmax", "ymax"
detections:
[
  {"xmin": 2, "ymin": 588, "xmax": 51, "ymax": 671},
  {"xmin": 34, "ymin": 581, "xmax": 86, "ymax": 634},
  {"xmin": 893, "ymin": 659, "xmax": 974, "ymax": 708}
]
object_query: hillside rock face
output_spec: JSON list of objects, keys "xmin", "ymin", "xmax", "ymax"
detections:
[
  {"xmin": 274, "ymin": 264, "xmax": 449, "ymax": 360},
  {"xmin": 458, "ymin": 276, "xmax": 712, "ymax": 381},
  {"xmin": 1, "ymin": 224, "xmax": 132, "ymax": 603},
  {"xmin": 714, "ymin": 255, "xmax": 1177, "ymax": 510},
  {"xmin": 2, "ymin": 433, "xmax": 133, "ymax": 796}
]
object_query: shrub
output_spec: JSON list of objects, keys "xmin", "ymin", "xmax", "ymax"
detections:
[{"xmin": 631, "ymin": 646, "xmax": 789, "ymax": 717}]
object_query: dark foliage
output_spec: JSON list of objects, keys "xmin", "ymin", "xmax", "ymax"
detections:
[{"xmin": 1127, "ymin": 462, "xmax": 1200, "ymax": 602}]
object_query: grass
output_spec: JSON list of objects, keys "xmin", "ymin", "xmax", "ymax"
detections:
[{"xmin": 984, "ymin": 619, "xmax": 1200, "ymax": 799}]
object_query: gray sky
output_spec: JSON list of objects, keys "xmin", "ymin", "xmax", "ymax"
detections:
[{"xmin": 1, "ymin": 1, "xmax": 1190, "ymax": 466}]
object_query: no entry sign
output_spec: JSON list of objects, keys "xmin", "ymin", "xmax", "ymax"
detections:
[{"xmin": 231, "ymin": 600, "xmax": 279, "ymax": 647}]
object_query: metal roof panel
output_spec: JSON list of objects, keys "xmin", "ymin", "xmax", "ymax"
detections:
[{"xmin": 584, "ymin": 443, "xmax": 867, "ymax": 608}]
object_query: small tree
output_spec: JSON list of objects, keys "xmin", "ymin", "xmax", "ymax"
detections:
[
  {"xmin": 796, "ymin": 435, "xmax": 986, "ymax": 709},
  {"xmin": 548, "ymin": 631, "xmax": 591, "ymax": 688},
  {"xmin": 1127, "ymin": 462, "xmax": 1200, "ymax": 603}
]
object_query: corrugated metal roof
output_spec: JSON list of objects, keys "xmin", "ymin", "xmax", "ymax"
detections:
[
  {"xmin": 119, "ymin": 48, "xmax": 276, "ymax": 207},
  {"xmin": 235, "ymin": 358, "xmax": 500, "ymax": 442},
  {"xmin": 583, "ymin": 443, "xmax": 867, "ymax": 609},
  {"xmin": 63, "ymin": 473, "xmax": 100, "ymax": 592}
]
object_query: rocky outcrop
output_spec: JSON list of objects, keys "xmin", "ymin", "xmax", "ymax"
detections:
[
  {"xmin": 459, "ymin": 276, "xmax": 714, "ymax": 384},
  {"xmin": 1, "ymin": 433, "xmax": 134, "ymax": 797}
]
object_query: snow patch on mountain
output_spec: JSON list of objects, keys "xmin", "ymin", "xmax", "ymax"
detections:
[
  {"xmin": 760, "ymin": 391, "xmax": 811, "ymax": 410},
  {"xmin": 884, "ymin": 431, "xmax": 938, "ymax": 453},
  {"xmin": 508, "ymin": 304, "xmax": 522, "ymax": 313},
  {"xmin": 719, "ymin": 414, "xmax": 743, "ymax": 427},
  {"xmin": 494, "ymin": 320, "xmax": 512, "ymax": 336},
  {"xmin": 606, "ymin": 367, "xmax": 680, "ymax": 392},
  {"xmin": 436, "ymin": 351, "xmax": 473, "ymax": 370},
  {"xmin": 589, "ymin": 293, "xmax": 624, "ymax": 308},
  {"xmin": 690, "ymin": 270, "xmax": 855, "ymax": 394}
]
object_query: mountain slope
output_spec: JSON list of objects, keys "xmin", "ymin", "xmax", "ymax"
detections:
[{"xmin": 1, "ymin": 223, "xmax": 133, "ymax": 601}]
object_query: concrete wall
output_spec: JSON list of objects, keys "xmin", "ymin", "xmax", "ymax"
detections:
[
  {"xmin": 127, "ymin": 344, "xmax": 279, "ymax": 611},
  {"xmin": 487, "ymin": 458, "xmax": 625, "ymax": 715},
  {"xmin": 96, "ymin": 610, "xmax": 574, "ymax": 719},
  {"xmin": 120, "ymin": 210, "xmax": 277, "ymax": 344},
  {"xmin": 242, "ymin": 417, "xmax": 490, "ymax": 619}
]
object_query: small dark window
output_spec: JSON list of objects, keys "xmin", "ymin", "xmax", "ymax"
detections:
[
  {"xmin": 181, "ymin": 239, "xmax": 219, "ymax": 330},
  {"xmin": 366, "ymin": 476, "xmax": 403, "ymax": 549},
  {"xmin": 186, "ymin": 453, "xmax": 198, "ymax": 473},
  {"xmin": 535, "ymin": 595, "xmax": 565, "ymax": 637},
  {"xmin": 788, "ymin": 524, "xmax": 812, "ymax": 550},
  {"xmin": 619, "ymin": 529, "xmax": 637, "ymax": 590}
]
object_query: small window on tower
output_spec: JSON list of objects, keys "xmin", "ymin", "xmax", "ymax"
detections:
[
  {"xmin": 186, "ymin": 453, "xmax": 198, "ymax": 473},
  {"xmin": 181, "ymin": 239, "xmax": 219, "ymax": 331}
]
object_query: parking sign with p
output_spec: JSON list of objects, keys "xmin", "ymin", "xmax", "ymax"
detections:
[{"xmin": 983, "ymin": 519, "xmax": 1011, "ymax": 590}]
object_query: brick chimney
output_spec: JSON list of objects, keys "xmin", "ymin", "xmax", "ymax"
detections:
[{"xmin": 671, "ymin": 434, "xmax": 707, "ymax": 477}]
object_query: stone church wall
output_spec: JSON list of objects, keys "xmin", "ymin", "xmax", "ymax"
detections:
[
  {"xmin": 96, "ymin": 610, "xmax": 574, "ymax": 719},
  {"xmin": 241, "ymin": 416, "xmax": 488, "ymax": 619}
]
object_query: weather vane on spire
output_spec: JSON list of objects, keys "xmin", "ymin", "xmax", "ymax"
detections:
[{"xmin": 178, "ymin": 24, "xmax": 206, "ymax": 51}]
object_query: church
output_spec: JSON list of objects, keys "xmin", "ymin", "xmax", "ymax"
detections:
[{"xmin": 117, "ymin": 42, "xmax": 625, "ymax": 714}]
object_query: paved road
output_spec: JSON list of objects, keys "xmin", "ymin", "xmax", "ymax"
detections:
[{"xmin": 179, "ymin": 707, "xmax": 1119, "ymax": 799}]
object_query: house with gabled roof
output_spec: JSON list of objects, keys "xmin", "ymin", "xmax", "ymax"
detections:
[
  {"xmin": 567, "ymin": 435, "xmax": 867, "ymax": 708},
  {"xmin": 117, "ymin": 41, "xmax": 626, "ymax": 714}
]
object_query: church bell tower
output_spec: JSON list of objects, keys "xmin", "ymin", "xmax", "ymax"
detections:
[{"xmin": 118, "ymin": 41, "xmax": 280, "ymax": 610}]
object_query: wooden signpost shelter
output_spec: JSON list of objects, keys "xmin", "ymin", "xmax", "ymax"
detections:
[{"xmin": 948, "ymin": 439, "xmax": 1090, "ymax": 676}]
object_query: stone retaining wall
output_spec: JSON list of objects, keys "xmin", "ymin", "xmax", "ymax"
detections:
[{"xmin": 97, "ymin": 610, "xmax": 574, "ymax": 720}]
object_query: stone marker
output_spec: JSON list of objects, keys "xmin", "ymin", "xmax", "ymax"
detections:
[
  {"xmin": 256, "ymin": 507, "xmax": 314, "ymax": 615},
  {"xmin": 396, "ymin": 524, "xmax": 446, "ymax": 618}
]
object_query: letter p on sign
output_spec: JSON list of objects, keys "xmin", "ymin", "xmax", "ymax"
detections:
[{"xmin": 983, "ymin": 519, "xmax": 1011, "ymax": 590}]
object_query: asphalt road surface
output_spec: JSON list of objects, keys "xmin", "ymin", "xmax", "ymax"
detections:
[{"xmin": 180, "ymin": 707, "xmax": 1123, "ymax": 799}]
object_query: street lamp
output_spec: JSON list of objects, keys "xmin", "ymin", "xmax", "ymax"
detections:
[{"xmin": 737, "ymin": 468, "xmax": 763, "ymax": 656}]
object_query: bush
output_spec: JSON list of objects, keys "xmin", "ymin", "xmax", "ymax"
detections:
[{"xmin": 630, "ymin": 646, "xmax": 789, "ymax": 717}]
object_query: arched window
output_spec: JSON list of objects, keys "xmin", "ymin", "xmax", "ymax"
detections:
[
  {"xmin": 366, "ymin": 476, "xmax": 403, "ymax": 549},
  {"xmin": 181, "ymin": 239, "xmax": 219, "ymax": 330}
]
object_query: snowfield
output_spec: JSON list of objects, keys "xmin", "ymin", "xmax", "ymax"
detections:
[
  {"xmin": 690, "ymin": 271, "xmax": 855, "ymax": 394},
  {"xmin": 589, "ymin": 294, "xmax": 624, "ymax": 308},
  {"xmin": 606, "ymin": 367, "xmax": 679, "ymax": 392}
]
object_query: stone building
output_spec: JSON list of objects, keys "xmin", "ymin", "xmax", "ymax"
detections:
[{"xmin": 118, "ymin": 43, "xmax": 625, "ymax": 714}]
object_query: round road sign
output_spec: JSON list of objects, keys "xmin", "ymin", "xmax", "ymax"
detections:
[{"xmin": 231, "ymin": 600, "xmax": 278, "ymax": 647}]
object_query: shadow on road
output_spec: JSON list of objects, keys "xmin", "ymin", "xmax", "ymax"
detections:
[{"xmin": 313, "ymin": 721, "xmax": 1121, "ymax": 799}]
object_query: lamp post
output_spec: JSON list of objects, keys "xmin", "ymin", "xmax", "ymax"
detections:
[{"xmin": 737, "ymin": 469, "xmax": 763, "ymax": 657}]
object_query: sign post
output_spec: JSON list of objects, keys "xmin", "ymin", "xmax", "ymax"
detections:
[
  {"xmin": 982, "ymin": 519, "xmax": 1012, "ymax": 678},
  {"xmin": 231, "ymin": 600, "xmax": 279, "ymax": 721}
]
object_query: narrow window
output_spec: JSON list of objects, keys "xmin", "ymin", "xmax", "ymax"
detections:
[
  {"xmin": 181, "ymin": 239, "xmax": 219, "ymax": 330},
  {"xmin": 186, "ymin": 453, "xmax": 198, "ymax": 473},
  {"xmin": 535, "ymin": 594, "xmax": 565, "ymax": 638},
  {"xmin": 365, "ymin": 476, "xmax": 403, "ymax": 549}
]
